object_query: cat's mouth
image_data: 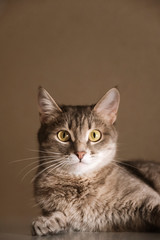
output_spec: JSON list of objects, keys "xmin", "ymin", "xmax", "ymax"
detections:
[
  {"xmin": 76, "ymin": 158, "xmax": 90, "ymax": 165},
  {"xmin": 72, "ymin": 158, "xmax": 87, "ymax": 165},
  {"xmin": 68, "ymin": 153, "xmax": 91, "ymax": 166},
  {"xmin": 78, "ymin": 160, "xmax": 86, "ymax": 164},
  {"xmin": 73, "ymin": 158, "xmax": 87, "ymax": 164}
]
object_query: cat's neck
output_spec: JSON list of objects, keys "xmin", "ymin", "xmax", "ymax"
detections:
[{"xmin": 50, "ymin": 162, "xmax": 115, "ymax": 183}]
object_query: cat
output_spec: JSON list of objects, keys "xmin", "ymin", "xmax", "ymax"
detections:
[{"xmin": 32, "ymin": 87, "xmax": 160, "ymax": 236}]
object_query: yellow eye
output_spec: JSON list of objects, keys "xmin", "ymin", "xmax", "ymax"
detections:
[
  {"xmin": 57, "ymin": 130, "xmax": 70, "ymax": 142},
  {"xmin": 89, "ymin": 130, "xmax": 101, "ymax": 142}
]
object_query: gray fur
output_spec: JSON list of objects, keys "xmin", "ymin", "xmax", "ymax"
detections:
[{"xmin": 32, "ymin": 87, "xmax": 160, "ymax": 236}]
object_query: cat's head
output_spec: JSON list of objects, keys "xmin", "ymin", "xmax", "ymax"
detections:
[{"xmin": 37, "ymin": 87, "xmax": 120, "ymax": 176}]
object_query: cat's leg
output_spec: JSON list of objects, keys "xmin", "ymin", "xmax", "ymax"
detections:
[
  {"xmin": 32, "ymin": 211, "xmax": 67, "ymax": 236},
  {"xmin": 140, "ymin": 198, "xmax": 160, "ymax": 231}
]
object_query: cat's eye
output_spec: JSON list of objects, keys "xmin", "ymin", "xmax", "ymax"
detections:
[
  {"xmin": 57, "ymin": 130, "xmax": 70, "ymax": 142},
  {"xmin": 89, "ymin": 130, "xmax": 101, "ymax": 142}
]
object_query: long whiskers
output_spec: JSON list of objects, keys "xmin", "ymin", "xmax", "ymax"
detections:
[
  {"xmin": 21, "ymin": 157, "xmax": 66, "ymax": 181},
  {"xmin": 46, "ymin": 160, "xmax": 69, "ymax": 177},
  {"xmin": 18, "ymin": 158, "xmax": 59, "ymax": 176},
  {"xmin": 31, "ymin": 159, "xmax": 69, "ymax": 183}
]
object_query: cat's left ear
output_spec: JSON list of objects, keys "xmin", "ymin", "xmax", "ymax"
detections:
[{"xmin": 93, "ymin": 88, "xmax": 120, "ymax": 124}]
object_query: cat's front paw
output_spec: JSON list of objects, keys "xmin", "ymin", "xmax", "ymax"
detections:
[{"xmin": 32, "ymin": 211, "xmax": 67, "ymax": 236}]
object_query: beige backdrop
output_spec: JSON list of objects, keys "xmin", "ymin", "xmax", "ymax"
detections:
[{"xmin": 0, "ymin": 0, "xmax": 160, "ymax": 234}]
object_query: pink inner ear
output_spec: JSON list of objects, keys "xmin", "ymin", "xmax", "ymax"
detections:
[
  {"xmin": 108, "ymin": 99, "xmax": 119, "ymax": 113},
  {"xmin": 94, "ymin": 88, "xmax": 120, "ymax": 124}
]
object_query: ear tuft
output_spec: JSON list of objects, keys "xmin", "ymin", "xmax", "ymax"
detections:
[
  {"xmin": 38, "ymin": 87, "xmax": 62, "ymax": 123},
  {"xmin": 94, "ymin": 88, "xmax": 120, "ymax": 124}
]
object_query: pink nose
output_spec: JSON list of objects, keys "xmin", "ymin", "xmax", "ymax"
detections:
[{"xmin": 76, "ymin": 151, "xmax": 86, "ymax": 160}]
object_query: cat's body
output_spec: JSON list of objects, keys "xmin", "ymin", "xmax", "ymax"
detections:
[{"xmin": 32, "ymin": 87, "xmax": 160, "ymax": 235}]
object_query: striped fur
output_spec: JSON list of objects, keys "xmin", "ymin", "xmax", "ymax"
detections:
[{"xmin": 32, "ymin": 87, "xmax": 160, "ymax": 236}]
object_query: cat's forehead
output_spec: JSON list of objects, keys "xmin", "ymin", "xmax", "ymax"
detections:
[
  {"xmin": 60, "ymin": 105, "xmax": 106, "ymax": 133},
  {"xmin": 67, "ymin": 115, "xmax": 91, "ymax": 130},
  {"xmin": 61, "ymin": 105, "xmax": 93, "ymax": 129}
]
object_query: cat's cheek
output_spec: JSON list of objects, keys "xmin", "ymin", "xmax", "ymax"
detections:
[
  {"xmin": 96, "ymin": 144, "xmax": 116, "ymax": 165},
  {"xmin": 81, "ymin": 156, "xmax": 94, "ymax": 165},
  {"xmin": 68, "ymin": 153, "xmax": 79, "ymax": 164}
]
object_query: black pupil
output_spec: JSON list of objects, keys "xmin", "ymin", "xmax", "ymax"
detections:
[
  {"xmin": 93, "ymin": 132, "xmax": 96, "ymax": 138},
  {"xmin": 63, "ymin": 132, "xmax": 66, "ymax": 138}
]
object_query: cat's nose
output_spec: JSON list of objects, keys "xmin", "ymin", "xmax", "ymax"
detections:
[{"xmin": 76, "ymin": 151, "xmax": 86, "ymax": 160}]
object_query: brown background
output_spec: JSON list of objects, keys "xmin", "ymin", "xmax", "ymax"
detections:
[{"xmin": 0, "ymin": 0, "xmax": 160, "ymax": 234}]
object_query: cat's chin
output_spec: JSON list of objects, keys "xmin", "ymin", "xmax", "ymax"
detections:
[{"xmin": 65, "ymin": 161, "xmax": 104, "ymax": 176}]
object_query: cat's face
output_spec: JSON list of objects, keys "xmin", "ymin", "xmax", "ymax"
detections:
[{"xmin": 37, "ymin": 87, "xmax": 120, "ymax": 176}]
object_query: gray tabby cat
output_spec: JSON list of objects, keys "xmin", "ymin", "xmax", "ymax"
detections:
[{"xmin": 32, "ymin": 87, "xmax": 160, "ymax": 235}]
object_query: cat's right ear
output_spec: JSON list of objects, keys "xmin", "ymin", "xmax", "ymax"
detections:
[
  {"xmin": 38, "ymin": 87, "xmax": 62, "ymax": 123},
  {"xmin": 93, "ymin": 88, "xmax": 120, "ymax": 124}
]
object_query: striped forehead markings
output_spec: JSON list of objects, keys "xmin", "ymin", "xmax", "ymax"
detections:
[{"xmin": 67, "ymin": 112, "xmax": 91, "ymax": 130}]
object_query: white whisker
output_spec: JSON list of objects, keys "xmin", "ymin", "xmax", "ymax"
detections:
[
  {"xmin": 32, "ymin": 202, "xmax": 40, "ymax": 208},
  {"xmin": 19, "ymin": 156, "xmax": 66, "ymax": 175},
  {"xmin": 18, "ymin": 160, "xmax": 39, "ymax": 175},
  {"xmin": 21, "ymin": 157, "xmax": 65, "ymax": 181},
  {"xmin": 31, "ymin": 158, "xmax": 68, "ymax": 183},
  {"xmin": 46, "ymin": 161, "xmax": 67, "ymax": 176}
]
